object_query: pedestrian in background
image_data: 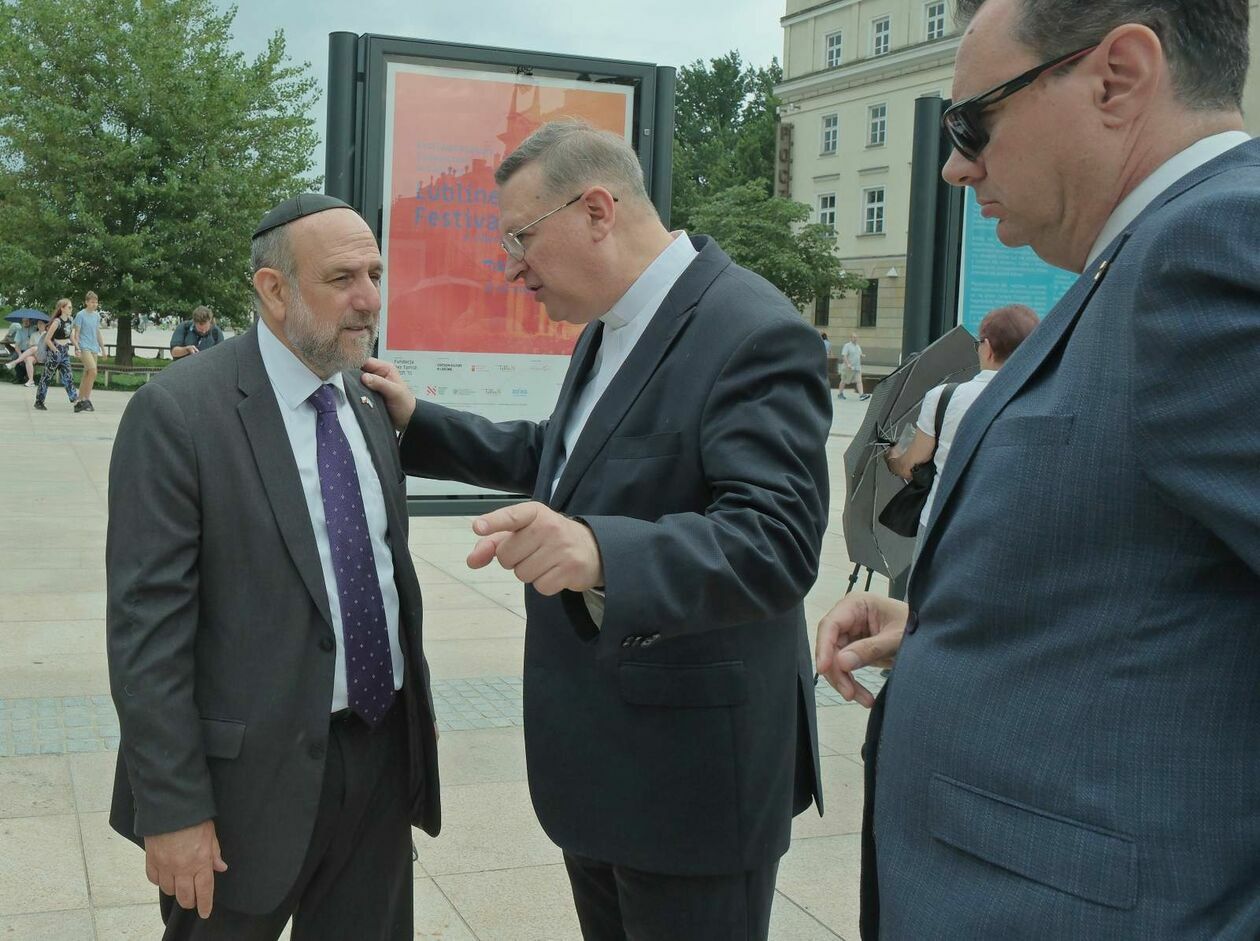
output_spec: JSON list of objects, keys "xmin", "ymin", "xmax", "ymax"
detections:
[
  {"xmin": 35, "ymin": 299, "xmax": 79, "ymax": 411},
  {"xmin": 72, "ymin": 291, "xmax": 102, "ymax": 412}
]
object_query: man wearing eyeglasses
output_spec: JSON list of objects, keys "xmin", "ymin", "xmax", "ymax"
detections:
[
  {"xmin": 815, "ymin": 1, "xmax": 1260, "ymax": 938},
  {"xmin": 363, "ymin": 120, "xmax": 831, "ymax": 940}
]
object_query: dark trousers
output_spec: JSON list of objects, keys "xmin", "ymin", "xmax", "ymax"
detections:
[
  {"xmin": 859, "ymin": 683, "xmax": 889, "ymax": 941},
  {"xmin": 563, "ymin": 852, "xmax": 780, "ymax": 941},
  {"xmin": 161, "ymin": 701, "xmax": 413, "ymax": 941}
]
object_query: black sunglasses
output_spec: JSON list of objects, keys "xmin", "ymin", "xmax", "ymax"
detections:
[{"xmin": 942, "ymin": 44, "xmax": 1097, "ymax": 161}]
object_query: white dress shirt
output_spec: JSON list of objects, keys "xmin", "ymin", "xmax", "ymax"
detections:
[
  {"xmin": 1087, "ymin": 130, "xmax": 1251, "ymax": 267},
  {"xmin": 257, "ymin": 319, "xmax": 404, "ymax": 712},
  {"xmin": 551, "ymin": 232, "xmax": 699, "ymax": 495}
]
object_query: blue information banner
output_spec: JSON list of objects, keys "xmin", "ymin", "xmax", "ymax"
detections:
[{"xmin": 957, "ymin": 189, "xmax": 1079, "ymax": 334}]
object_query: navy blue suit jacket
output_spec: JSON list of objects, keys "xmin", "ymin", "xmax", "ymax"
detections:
[{"xmin": 875, "ymin": 140, "xmax": 1260, "ymax": 938}]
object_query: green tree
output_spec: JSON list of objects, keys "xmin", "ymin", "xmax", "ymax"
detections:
[
  {"xmin": 671, "ymin": 52, "xmax": 782, "ymax": 232},
  {"xmin": 691, "ymin": 183, "xmax": 866, "ymax": 309},
  {"xmin": 0, "ymin": 0, "xmax": 318, "ymax": 362}
]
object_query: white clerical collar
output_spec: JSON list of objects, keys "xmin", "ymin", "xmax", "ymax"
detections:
[
  {"xmin": 257, "ymin": 318, "xmax": 346, "ymax": 412},
  {"xmin": 600, "ymin": 232, "xmax": 697, "ymax": 331},
  {"xmin": 1086, "ymin": 130, "xmax": 1250, "ymax": 267}
]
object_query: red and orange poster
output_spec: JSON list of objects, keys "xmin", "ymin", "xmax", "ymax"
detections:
[{"xmin": 381, "ymin": 63, "xmax": 633, "ymax": 357}]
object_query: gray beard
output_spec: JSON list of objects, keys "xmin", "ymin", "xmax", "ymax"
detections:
[{"xmin": 287, "ymin": 290, "xmax": 378, "ymax": 378}]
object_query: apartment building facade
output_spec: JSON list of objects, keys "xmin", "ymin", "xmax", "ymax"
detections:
[{"xmin": 776, "ymin": 0, "xmax": 1260, "ymax": 371}]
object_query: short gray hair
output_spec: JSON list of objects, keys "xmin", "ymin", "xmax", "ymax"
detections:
[
  {"xmin": 250, "ymin": 226, "xmax": 296, "ymax": 312},
  {"xmin": 495, "ymin": 120, "xmax": 651, "ymax": 206},
  {"xmin": 955, "ymin": 0, "xmax": 1249, "ymax": 111}
]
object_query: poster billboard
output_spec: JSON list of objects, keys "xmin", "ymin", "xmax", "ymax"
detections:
[
  {"xmin": 956, "ymin": 188, "xmax": 1078, "ymax": 334},
  {"xmin": 377, "ymin": 62, "xmax": 635, "ymax": 498}
]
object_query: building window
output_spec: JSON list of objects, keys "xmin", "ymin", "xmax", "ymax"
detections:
[
  {"xmin": 863, "ymin": 187, "xmax": 886, "ymax": 235},
  {"xmin": 860, "ymin": 281, "xmax": 879, "ymax": 327},
  {"xmin": 868, "ymin": 103, "xmax": 887, "ymax": 147},
  {"xmin": 872, "ymin": 16, "xmax": 892, "ymax": 56},
  {"xmin": 825, "ymin": 31, "xmax": 843, "ymax": 68},
  {"xmin": 926, "ymin": 2, "xmax": 947, "ymax": 41},
  {"xmin": 821, "ymin": 114, "xmax": 839, "ymax": 154},
  {"xmin": 814, "ymin": 293, "xmax": 831, "ymax": 327},
  {"xmin": 818, "ymin": 194, "xmax": 837, "ymax": 232}
]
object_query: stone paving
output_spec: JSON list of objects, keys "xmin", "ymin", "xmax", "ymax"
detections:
[{"xmin": 0, "ymin": 374, "xmax": 885, "ymax": 940}]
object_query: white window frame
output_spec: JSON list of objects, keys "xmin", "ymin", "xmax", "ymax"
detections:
[
  {"xmin": 868, "ymin": 103, "xmax": 887, "ymax": 147},
  {"xmin": 871, "ymin": 15, "xmax": 892, "ymax": 56},
  {"xmin": 925, "ymin": 1, "xmax": 946, "ymax": 41},
  {"xmin": 818, "ymin": 193, "xmax": 837, "ymax": 232},
  {"xmin": 825, "ymin": 30, "xmax": 843, "ymax": 68},
  {"xmin": 821, "ymin": 114, "xmax": 839, "ymax": 155},
  {"xmin": 862, "ymin": 186, "xmax": 886, "ymax": 235}
]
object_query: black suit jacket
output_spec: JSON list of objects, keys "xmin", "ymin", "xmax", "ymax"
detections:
[
  {"xmin": 400, "ymin": 236, "xmax": 830, "ymax": 874},
  {"xmin": 106, "ymin": 327, "xmax": 440, "ymax": 914}
]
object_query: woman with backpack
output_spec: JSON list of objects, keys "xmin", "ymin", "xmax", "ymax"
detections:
[
  {"xmin": 34, "ymin": 298, "xmax": 80, "ymax": 411},
  {"xmin": 885, "ymin": 304, "xmax": 1041, "ymax": 559}
]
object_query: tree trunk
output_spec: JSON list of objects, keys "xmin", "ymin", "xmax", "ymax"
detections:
[{"xmin": 116, "ymin": 315, "xmax": 134, "ymax": 366}]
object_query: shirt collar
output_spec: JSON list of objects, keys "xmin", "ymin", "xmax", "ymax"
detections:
[
  {"xmin": 600, "ymin": 231, "xmax": 698, "ymax": 331},
  {"xmin": 1087, "ymin": 130, "xmax": 1251, "ymax": 267},
  {"xmin": 256, "ymin": 318, "xmax": 346, "ymax": 411}
]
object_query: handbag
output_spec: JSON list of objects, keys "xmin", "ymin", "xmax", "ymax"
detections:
[{"xmin": 878, "ymin": 383, "xmax": 958, "ymax": 537}]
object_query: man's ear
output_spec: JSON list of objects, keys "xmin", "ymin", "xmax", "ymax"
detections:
[
  {"xmin": 252, "ymin": 268, "xmax": 290, "ymax": 325},
  {"xmin": 582, "ymin": 186, "xmax": 618, "ymax": 241},
  {"xmin": 1093, "ymin": 24, "xmax": 1165, "ymax": 126}
]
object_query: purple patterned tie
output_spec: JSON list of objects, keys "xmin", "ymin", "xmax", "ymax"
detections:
[{"xmin": 308, "ymin": 384, "xmax": 395, "ymax": 727}]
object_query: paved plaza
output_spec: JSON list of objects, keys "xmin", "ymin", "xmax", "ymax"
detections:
[{"xmin": 0, "ymin": 372, "xmax": 885, "ymax": 940}]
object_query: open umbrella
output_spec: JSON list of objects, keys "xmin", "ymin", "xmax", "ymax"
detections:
[
  {"xmin": 841, "ymin": 326, "xmax": 980, "ymax": 579},
  {"xmin": 4, "ymin": 309, "xmax": 49, "ymax": 323}
]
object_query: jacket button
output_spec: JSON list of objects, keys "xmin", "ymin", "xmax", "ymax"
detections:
[
  {"xmin": 308, "ymin": 740, "xmax": 325, "ymax": 760},
  {"xmin": 319, "ymin": 635, "xmax": 335, "ymax": 652},
  {"xmin": 621, "ymin": 636, "xmax": 636, "ymax": 648},
  {"xmin": 905, "ymin": 610, "xmax": 919, "ymax": 636},
  {"xmin": 641, "ymin": 633, "xmax": 660, "ymax": 647}
]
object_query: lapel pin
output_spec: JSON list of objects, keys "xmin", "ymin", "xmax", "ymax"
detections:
[{"xmin": 360, "ymin": 395, "xmax": 374, "ymax": 409}]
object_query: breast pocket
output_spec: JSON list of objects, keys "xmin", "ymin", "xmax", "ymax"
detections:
[
  {"xmin": 605, "ymin": 432, "xmax": 681, "ymax": 462},
  {"xmin": 985, "ymin": 413, "xmax": 1075, "ymax": 449}
]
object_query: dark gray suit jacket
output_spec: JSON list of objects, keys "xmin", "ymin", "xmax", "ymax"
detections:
[
  {"xmin": 106, "ymin": 327, "xmax": 440, "ymax": 914},
  {"xmin": 873, "ymin": 140, "xmax": 1260, "ymax": 937},
  {"xmin": 400, "ymin": 236, "xmax": 831, "ymax": 875}
]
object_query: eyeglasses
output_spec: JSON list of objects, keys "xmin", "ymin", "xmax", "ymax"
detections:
[
  {"xmin": 975, "ymin": 336, "xmax": 989, "ymax": 350},
  {"xmin": 942, "ymin": 44, "xmax": 1098, "ymax": 162},
  {"xmin": 500, "ymin": 192, "xmax": 618, "ymax": 262}
]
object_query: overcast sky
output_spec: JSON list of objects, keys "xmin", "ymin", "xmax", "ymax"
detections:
[{"xmin": 215, "ymin": 0, "xmax": 786, "ymax": 178}]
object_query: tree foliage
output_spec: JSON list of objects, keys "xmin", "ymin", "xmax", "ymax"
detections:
[
  {"xmin": 0, "ymin": 0, "xmax": 319, "ymax": 355},
  {"xmin": 673, "ymin": 53, "xmax": 862, "ymax": 309},
  {"xmin": 670, "ymin": 52, "xmax": 782, "ymax": 233},
  {"xmin": 691, "ymin": 183, "xmax": 866, "ymax": 309}
]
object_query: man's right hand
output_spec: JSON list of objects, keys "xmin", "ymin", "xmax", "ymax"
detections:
[
  {"xmin": 815, "ymin": 592, "xmax": 909, "ymax": 708},
  {"xmin": 360, "ymin": 357, "xmax": 418, "ymax": 432},
  {"xmin": 144, "ymin": 819, "xmax": 228, "ymax": 919}
]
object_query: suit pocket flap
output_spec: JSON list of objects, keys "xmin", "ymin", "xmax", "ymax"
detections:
[
  {"xmin": 619, "ymin": 661, "xmax": 747, "ymax": 708},
  {"xmin": 929, "ymin": 773, "xmax": 1137, "ymax": 910},
  {"xmin": 985, "ymin": 414, "xmax": 1075, "ymax": 448},
  {"xmin": 200, "ymin": 717, "xmax": 246, "ymax": 759},
  {"xmin": 606, "ymin": 432, "xmax": 681, "ymax": 461}
]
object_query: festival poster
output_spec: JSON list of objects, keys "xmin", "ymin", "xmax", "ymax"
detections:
[{"xmin": 379, "ymin": 61, "xmax": 634, "ymax": 497}]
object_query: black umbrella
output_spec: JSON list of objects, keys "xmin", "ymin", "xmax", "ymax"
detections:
[
  {"xmin": 4, "ymin": 309, "xmax": 49, "ymax": 323},
  {"xmin": 841, "ymin": 326, "xmax": 980, "ymax": 579}
]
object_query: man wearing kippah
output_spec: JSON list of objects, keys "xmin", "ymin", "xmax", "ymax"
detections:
[{"xmin": 106, "ymin": 194, "xmax": 440, "ymax": 940}]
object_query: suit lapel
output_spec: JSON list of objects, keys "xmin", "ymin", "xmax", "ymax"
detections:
[
  {"xmin": 909, "ymin": 234, "xmax": 1132, "ymax": 598},
  {"xmin": 343, "ymin": 372, "xmax": 409, "ymax": 545},
  {"xmin": 235, "ymin": 328, "xmax": 334, "ymax": 628},
  {"xmin": 534, "ymin": 322, "xmax": 603, "ymax": 501},
  {"xmin": 548, "ymin": 238, "xmax": 729, "ymax": 510}
]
